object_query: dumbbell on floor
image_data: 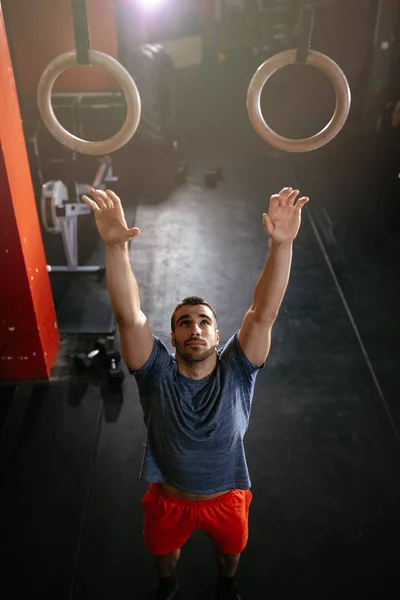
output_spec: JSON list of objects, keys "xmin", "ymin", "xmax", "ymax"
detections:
[
  {"xmin": 74, "ymin": 338, "xmax": 107, "ymax": 370},
  {"xmin": 107, "ymin": 350, "xmax": 125, "ymax": 386},
  {"xmin": 74, "ymin": 341, "xmax": 125, "ymax": 387}
]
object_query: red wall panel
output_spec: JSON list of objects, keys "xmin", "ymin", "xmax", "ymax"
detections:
[{"xmin": 0, "ymin": 3, "xmax": 60, "ymax": 380}]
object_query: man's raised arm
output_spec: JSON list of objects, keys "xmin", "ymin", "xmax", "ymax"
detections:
[
  {"xmin": 239, "ymin": 187, "xmax": 309, "ymax": 367},
  {"xmin": 82, "ymin": 189, "xmax": 153, "ymax": 371}
]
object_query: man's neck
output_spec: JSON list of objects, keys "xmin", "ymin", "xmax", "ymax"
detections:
[{"xmin": 176, "ymin": 353, "xmax": 217, "ymax": 380}]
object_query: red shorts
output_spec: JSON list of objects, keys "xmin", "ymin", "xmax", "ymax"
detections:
[{"xmin": 141, "ymin": 483, "xmax": 253, "ymax": 556}]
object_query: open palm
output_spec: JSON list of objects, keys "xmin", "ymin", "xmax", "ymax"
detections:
[
  {"xmin": 82, "ymin": 188, "xmax": 140, "ymax": 245},
  {"xmin": 263, "ymin": 187, "xmax": 309, "ymax": 243}
]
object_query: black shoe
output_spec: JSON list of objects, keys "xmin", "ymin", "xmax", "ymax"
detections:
[
  {"xmin": 216, "ymin": 576, "xmax": 241, "ymax": 600},
  {"xmin": 155, "ymin": 573, "xmax": 179, "ymax": 600}
]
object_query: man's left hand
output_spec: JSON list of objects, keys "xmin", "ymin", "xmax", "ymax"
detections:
[{"xmin": 263, "ymin": 187, "xmax": 309, "ymax": 244}]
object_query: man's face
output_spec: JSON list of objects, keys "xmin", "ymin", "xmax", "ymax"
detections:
[{"xmin": 171, "ymin": 305, "xmax": 219, "ymax": 364}]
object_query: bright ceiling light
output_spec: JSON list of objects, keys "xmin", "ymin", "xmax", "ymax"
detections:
[{"xmin": 137, "ymin": 0, "xmax": 166, "ymax": 9}]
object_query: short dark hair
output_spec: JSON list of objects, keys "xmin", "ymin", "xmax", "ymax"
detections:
[{"xmin": 171, "ymin": 296, "xmax": 218, "ymax": 332}]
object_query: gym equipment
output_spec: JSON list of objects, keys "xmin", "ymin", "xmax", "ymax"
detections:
[
  {"xmin": 41, "ymin": 155, "xmax": 118, "ymax": 274},
  {"xmin": 74, "ymin": 338, "xmax": 108, "ymax": 370},
  {"xmin": 37, "ymin": 0, "xmax": 141, "ymax": 155},
  {"xmin": 204, "ymin": 167, "xmax": 224, "ymax": 188},
  {"xmin": 107, "ymin": 351, "xmax": 125, "ymax": 387},
  {"xmin": 74, "ymin": 341, "xmax": 125, "ymax": 388},
  {"xmin": 128, "ymin": 44, "xmax": 176, "ymax": 146},
  {"xmin": 363, "ymin": 0, "xmax": 400, "ymax": 133},
  {"xmin": 217, "ymin": 0, "xmax": 291, "ymax": 61},
  {"xmin": 246, "ymin": 0, "xmax": 351, "ymax": 152}
]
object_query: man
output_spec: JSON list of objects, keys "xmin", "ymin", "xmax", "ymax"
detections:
[{"xmin": 82, "ymin": 186, "xmax": 309, "ymax": 600}]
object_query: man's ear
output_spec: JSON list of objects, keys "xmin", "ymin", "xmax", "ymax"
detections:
[
  {"xmin": 215, "ymin": 329, "xmax": 220, "ymax": 346},
  {"xmin": 170, "ymin": 332, "xmax": 176, "ymax": 347}
]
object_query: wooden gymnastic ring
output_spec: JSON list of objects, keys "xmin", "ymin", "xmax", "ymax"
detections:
[
  {"xmin": 247, "ymin": 49, "xmax": 351, "ymax": 153},
  {"xmin": 37, "ymin": 50, "xmax": 141, "ymax": 155}
]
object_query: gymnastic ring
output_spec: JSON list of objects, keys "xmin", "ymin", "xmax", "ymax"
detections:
[
  {"xmin": 247, "ymin": 49, "xmax": 351, "ymax": 153},
  {"xmin": 37, "ymin": 50, "xmax": 141, "ymax": 156}
]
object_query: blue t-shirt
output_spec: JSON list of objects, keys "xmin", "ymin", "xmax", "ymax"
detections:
[{"xmin": 131, "ymin": 330, "xmax": 264, "ymax": 495}]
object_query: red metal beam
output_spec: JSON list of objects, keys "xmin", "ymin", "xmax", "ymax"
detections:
[{"xmin": 0, "ymin": 4, "xmax": 60, "ymax": 381}]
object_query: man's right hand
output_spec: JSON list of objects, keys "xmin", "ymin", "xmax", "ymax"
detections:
[{"xmin": 82, "ymin": 188, "xmax": 141, "ymax": 246}]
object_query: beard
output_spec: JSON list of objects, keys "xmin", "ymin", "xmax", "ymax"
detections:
[{"xmin": 175, "ymin": 341, "xmax": 216, "ymax": 364}]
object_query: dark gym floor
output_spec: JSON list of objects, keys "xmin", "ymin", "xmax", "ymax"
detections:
[{"xmin": 1, "ymin": 56, "xmax": 400, "ymax": 600}]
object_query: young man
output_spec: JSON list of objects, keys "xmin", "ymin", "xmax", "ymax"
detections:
[{"xmin": 82, "ymin": 187, "xmax": 309, "ymax": 600}]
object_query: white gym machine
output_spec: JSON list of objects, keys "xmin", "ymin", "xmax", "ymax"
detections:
[{"xmin": 40, "ymin": 155, "xmax": 118, "ymax": 274}]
